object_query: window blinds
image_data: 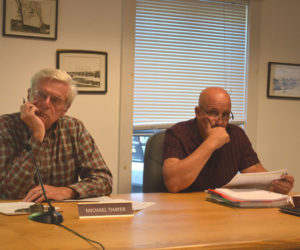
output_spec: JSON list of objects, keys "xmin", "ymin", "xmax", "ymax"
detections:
[{"xmin": 134, "ymin": 0, "xmax": 248, "ymax": 129}]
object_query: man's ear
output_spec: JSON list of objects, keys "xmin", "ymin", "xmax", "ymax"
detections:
[
  {"xmin": 195, "ymin": 106, "xmax": 200, "ymax": 118},
  {"xmin": 63, "ymin": 103, "xmax": 71, "ymax": 114},
  {"xmin": 27, "ymin": 88, "xmax": 31, "ymax": 101}
]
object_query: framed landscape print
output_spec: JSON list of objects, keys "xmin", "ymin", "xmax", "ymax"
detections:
[
  {"xmin": 267, "ymin": 62, "xmax": 300, "ymax": 100},
  {"xmin": 3, "ymin": 0, "xmax": 58, "ymax": 40},
  {"xmin": 56, "ymin": 50, "xmax": 108, "ymax": 94}
]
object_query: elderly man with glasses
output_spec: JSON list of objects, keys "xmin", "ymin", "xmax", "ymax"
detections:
[
  {"xmin": 163, "ymin": 87, "xmax": 294, "ymax": 194},
  {"xmin": 0, "ymin": 68, "xmax": 112, "ymax": 202}
]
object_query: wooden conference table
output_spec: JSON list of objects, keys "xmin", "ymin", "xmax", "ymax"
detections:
[{"xmin": 1, "ymin": 192, "xmax": 300, "ymax": 250}]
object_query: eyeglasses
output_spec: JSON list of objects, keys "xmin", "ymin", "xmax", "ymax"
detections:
[
  {"xmin": 200, "ymin": 107, "xmax": 234, "ymax": 122},
  {"xmin": 34, "ymin": 90, "xmax": 66, "ymax": 107}
]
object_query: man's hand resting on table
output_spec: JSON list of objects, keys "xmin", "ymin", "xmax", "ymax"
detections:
[{"xmin": 23, "ymin": 185, "xmax": 76, "ymax": 202}]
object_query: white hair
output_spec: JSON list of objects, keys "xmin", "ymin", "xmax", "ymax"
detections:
[{"xmin": 30, "ymin": 68, "xmax": 77, "ymax": 104}]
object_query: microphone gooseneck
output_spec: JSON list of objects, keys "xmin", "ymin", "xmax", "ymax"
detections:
[{"xmin": 24, "ymin": 144, "xmax": 63, "ymax": 224}]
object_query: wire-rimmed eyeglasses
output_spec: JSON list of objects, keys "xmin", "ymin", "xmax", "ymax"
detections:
[
  {"xmin": 34, "ymin": 90, "xmax": 67, "ymax": 108},
  {"xmin": 200, "ymin": 107, "xmax": 234, "ymax": 122}
]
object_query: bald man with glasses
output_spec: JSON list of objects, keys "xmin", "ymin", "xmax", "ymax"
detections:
[{"xmin": 163, "ymin": 87, "xmax": 294, "ymax": 194}]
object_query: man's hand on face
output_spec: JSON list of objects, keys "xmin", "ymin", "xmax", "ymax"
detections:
[
  {"xmin": 204, "ymin": 118, "xmax": 230, "ymax": 150},
  {"xmin": 20, "ymin": 101, "xmax": 45, "ymax": 142},
  {"xmin": 23, "ymin": 185, "xmax": 76, "ymax": 202}
]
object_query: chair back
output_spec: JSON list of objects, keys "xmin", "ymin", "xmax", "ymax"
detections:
[{"xmin": 143, "ymin": 131, "xmax": 167, "ymax": 192}]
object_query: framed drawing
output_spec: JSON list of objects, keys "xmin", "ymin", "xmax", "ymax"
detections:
[
  {"xmin": 56, "ymin": 50, "xmax": 108, "ymax": 94},
  {"xmin": 267, "ymin": 62, "xmax": 300, "ymax": 100},
  {"xmin": 2, "ymin": 0, "xmax": 58, "ymax": 40}
]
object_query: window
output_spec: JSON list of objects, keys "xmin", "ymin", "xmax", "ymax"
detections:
[
  {"xmin": 132, "ymin": 0, "xmax": 249, "ymax": 192},
  {"xmin": 131, "ymin": 131, "xmax": 152, "ymax": 192}
]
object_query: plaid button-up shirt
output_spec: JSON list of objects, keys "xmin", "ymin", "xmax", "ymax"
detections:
[{"xmin": 0, "ymin": 113, "xmax": 112, "ymax": 199}]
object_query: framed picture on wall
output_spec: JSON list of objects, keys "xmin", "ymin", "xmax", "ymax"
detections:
[
  {"xmin": 267, "ymin": 62, "xmax": 300, "ymax": 100},
  {"xmin": 2, "ymin": 0, "xmax": 58, "ymax": 40},
  {"xmin": 56, "ymin": 50, "xmax": 108, "ymax": 94}
]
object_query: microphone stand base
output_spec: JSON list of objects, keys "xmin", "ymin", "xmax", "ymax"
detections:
[{"xmin": 29, "ymin": 210, "xmax": 63, "ymax": 224}]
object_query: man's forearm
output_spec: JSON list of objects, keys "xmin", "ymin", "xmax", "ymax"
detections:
[
  {"xmin": 68, "ymin": 174, "xmax": 113, "ymax": 198},
  {"xmin": 163, "ymin": 139, "xmax": 216, "ymax": 193}
]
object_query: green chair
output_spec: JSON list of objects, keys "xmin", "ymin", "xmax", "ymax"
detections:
[{"xmin": 143, "ymin": 131, "xmax": 167, "ymax": 193}]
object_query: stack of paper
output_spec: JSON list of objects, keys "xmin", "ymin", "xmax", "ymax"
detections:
[
  {"xmin": 207, "ymin": 188, "xmax": 288, "ymax": 208},
  {"xmin": 206, "ymin": 169, "xmax": 289, "ymax": 208}
]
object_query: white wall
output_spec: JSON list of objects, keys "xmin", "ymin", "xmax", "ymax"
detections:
[
  {"xmin": 248, "ymin": 0, "xmax": 300, "ymax": 191},
  {"xmin": 0, "ymin": 0, "xmax": 123, "ymax": 193}
]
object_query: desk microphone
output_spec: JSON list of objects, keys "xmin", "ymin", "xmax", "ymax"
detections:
[{"xmin": 24, "ymin": 144, "xmax": 63, "ymax": 224}]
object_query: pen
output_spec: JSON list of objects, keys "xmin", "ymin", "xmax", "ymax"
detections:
[{"xmin": 23, "ymin": 97, "xmax": 26, "ymax": 104}]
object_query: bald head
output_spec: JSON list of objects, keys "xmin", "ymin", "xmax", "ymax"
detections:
[
  {"xmin": 195, "ymin": 87, "xmax": 232, "ymax": 134},
  {"xmin": 198, "ymin": 87, "xmax": 231, "ymax": 108}
]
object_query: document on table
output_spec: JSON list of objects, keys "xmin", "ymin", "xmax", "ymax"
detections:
[
  {"xmin": 223, "ymin": 169, "xmax": 287, "ymax": 189},
  {"xmin": 65, "ymin": 196, "xmax": 155, "ymax": 211},
  {"xmin": 212, "ymin": 188, "xmax": 288, "ymax": 201},
  {"xmin": 0, "ymin": 202, "xmax": 36, "ymax": 215},
  {"xmin": 207, "ymin": 188, "xmax": 288, "ymax": 208},
  {"xmin": 0, "ymin": 202, "xmax": 60, "ymax": 215}
]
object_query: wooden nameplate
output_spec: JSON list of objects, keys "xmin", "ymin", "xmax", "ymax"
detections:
[{"xmin": 78, "ymin": 202, "xmax": 133, "ymax": 218}]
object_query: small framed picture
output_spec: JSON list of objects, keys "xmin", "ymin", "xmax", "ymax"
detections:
[
  {"xmin": 56, "ymin": 50, "xmax": 108, "ymax": 94},
  {"xmin": 2, "ymin": 0, "xmax": 58, "ymax": 40},
  {"xmin": 267, "ymin": 62, "xmax": 300, "ymax": 100}
]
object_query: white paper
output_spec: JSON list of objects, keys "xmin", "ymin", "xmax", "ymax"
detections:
[
  {"xmin": 215, "ymin": 188, "xmax": 288, "ymax": 201},
  {"xmin": 66, "ymin": 196, "xmax": 155, "ymax": 211},
  {"xmin": 131, "ymin": 201, "xmax": 155, "ymax": 211},
  {"xmin": 223, "ymin": 169, "xmax": 287, "ymax": 189},
  {"xmin": 0, "ymin": 202, "xmax": 60, "ymax": 215},
  {"xmin": 0, "ymin": 202, "xmax": 35, "ymax": 215}
]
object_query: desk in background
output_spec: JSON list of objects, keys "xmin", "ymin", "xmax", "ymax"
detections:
[{"xmin": 1, "ymin": 192, "xmax": 300, "ymax": 249}]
